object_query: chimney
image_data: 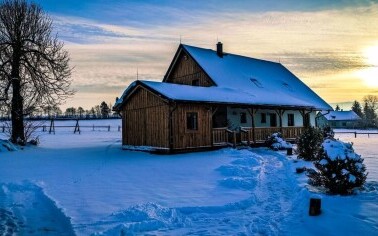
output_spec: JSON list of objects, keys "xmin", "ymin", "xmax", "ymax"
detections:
[{"xmin": 216, "ymin": 42, "xmax": 223, "ymax": 58}]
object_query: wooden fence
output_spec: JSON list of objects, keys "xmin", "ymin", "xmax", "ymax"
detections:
[
  {"xmin": 212, "ymin": 127, "xmax": 232, "ymax": 146},
  {"xmin": 1, "ymin": 120, "xmax": 121, "ymax": 134},
  {"xmin": 334, "ymin": 131, "xmax": 378, "ymax": 138},
  {"xmin": 240, "ymin": 127, "xmax": 304, "ymax": 143}
]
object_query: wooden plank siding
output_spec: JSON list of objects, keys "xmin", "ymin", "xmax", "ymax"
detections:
[
  {"xmin": 165, "ymin": 51, "xmax": 214, "ymax": 87},
  {"xmin": 122, "ymin": 87, "xmax": 170, "ymax": 148},
  {"xmin": 171, "ymin": 104, "xmax": 212, "ymax": 150}
]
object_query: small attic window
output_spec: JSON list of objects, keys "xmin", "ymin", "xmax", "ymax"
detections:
[
  {"xmin": 192, "ymin": 79, "xmax": 200, "ymax": 86},
  {"xmin": 282, "ymin": 82, "xmax": 293, "ymax": 91},
  {"xmin": 331, "ymin": 116, "xmax": 336, "ymax": 119},
  {"xmin": 250, "ymin": 78, "xmax": 263, "ymax": 88},
  {"xmin": 183, "ymin": 55, "xmax": 188, "ymax": 60}
]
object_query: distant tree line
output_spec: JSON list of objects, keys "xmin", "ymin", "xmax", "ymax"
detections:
[
  {"xmin": 0, "ymin": 101, "xmax": 119, "ymax": 120},
  {"xmin": 335, "ymin": 95, "xmax": 378, "ymax": 128}
]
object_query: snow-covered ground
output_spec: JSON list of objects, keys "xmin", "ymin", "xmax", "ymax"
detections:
[{"xmin": 0, "ymin": 121, "xmax": 377, "ymax": 235}]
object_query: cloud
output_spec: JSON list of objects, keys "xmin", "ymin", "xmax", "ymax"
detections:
[{"xmin": 48, "ymin": 3, "xmax": 378, "ymax": 109}]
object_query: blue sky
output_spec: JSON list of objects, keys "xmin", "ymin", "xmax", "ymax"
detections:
[{"xmin": 31, "ymin": 0, "xmax": 378, "ymax": 110}]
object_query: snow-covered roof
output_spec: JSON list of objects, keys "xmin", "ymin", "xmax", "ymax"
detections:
[
  {"xmin": 115, "ymin": 44, "xmax": 332, "ymax": 110},
  {"xmin": 115, "ymin": 80, "xmax": 329, "ymax": 109},
  {"xmin": 321, "ymin": 111, "xmax": 361, "ymax": 121}
]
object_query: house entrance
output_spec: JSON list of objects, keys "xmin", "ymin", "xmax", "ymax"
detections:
[{"xmin": 269, "ymin": 113, "xmax": 277, "ymax": 127}]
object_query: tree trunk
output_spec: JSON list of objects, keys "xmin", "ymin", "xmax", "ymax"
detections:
[{"xmin": 10, "ymin": 49, "xmax": 25, "ymax": 144}]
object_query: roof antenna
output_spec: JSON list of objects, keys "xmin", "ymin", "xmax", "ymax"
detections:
[
  {"xmin": 136, "ymin": 67, "xmax": 139, "ymax": 80},
  {"xmin": 179, "ymin": 35, "xmax": 182, "ymax": 44}
]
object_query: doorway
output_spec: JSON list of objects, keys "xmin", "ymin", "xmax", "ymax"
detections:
[{"xmin": 269, "ymin": 113, "xmax": 277, "ymax": 127}]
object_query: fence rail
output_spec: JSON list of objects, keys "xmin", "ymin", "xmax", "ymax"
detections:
[
  {"xmin": 240, "ymin": 126, "xmax": 304, "ymax": 143},
  {"xmin": 334, "ymin": 131, "xmax": 378, "ymax": 138},
  {"xmin": 1, "ymin": 120, "xmax": 121, "ymax": 134},
  {"xmin": 212, "ymin": 127, "xmax": 231, "ymax": 146}
]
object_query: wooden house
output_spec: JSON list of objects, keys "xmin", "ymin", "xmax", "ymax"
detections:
[
  {"xmin": 113, "ymin": 43, "xmax": 332, "ymax": 153},
  {"xmin": 317, "ymin": 110, "xmax": 361, "ymax": 128}
]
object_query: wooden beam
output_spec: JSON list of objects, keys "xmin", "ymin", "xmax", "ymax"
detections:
[
  {"xmin": 168, "ymin": 102, "xmax": 177, "ymax": 152},
  {"xmin": 248, "ymin": 108, "xmax": 257, "ymax": 144},
  {"xmin": 275, "ymin": 109, "xmax": 285, "ymax": 133},
  {"xmin": 211, "ymin": 106, "xmax": 219, "ymax": 116},
  {"xmin": 300, "ymin": 109, "xmax": 314, "ymax": 127}
]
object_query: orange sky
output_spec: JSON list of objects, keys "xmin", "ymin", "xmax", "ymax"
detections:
[{"xmin": 39, "ymin": 2, "xmax": 378, "ymax": 110}]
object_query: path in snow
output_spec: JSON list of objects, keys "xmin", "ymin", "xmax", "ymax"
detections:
[
  {"xmin": 90, "ymin": 148, "xmax": 301, "ymax": 235},
  {"xmin": 0, "ymin": 182, "xmax": 75, "ymax": 236},
  {"xmin": 246, "ymin": 149, "xmax": 300, "ymax": 235}
]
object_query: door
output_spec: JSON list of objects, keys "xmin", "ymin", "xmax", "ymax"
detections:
[
  {"xmin": 269, "ymin": 113, "xmax": 277, "ymax": 127},
  {"xmin": 304, "ymin": 113, "xmax": 310, "ymax": 127}
]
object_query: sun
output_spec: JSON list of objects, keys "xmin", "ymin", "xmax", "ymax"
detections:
[
  {"xmin": 355, "ymin": 45, "xmax": 378, "ymax": 87},
  {"xmin": 364, "ymin": 45, "xmax": 378, "ymax": 66},
  {"xmin": 355, "ymin": 67, "xmax": 378, "ymax": 87}
]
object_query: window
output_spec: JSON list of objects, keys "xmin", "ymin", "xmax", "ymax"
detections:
[
  {"xmin": 192, "ymin": 79, "xmax": 200, "ymax": 86},
  {"xmin": 288, "ymin": 113, "xmax": 295, "ymax": 126},
  {"xmin": 282, "ymin": 82, "xmax": 292, "ymax": 91},
  {"xmin": 240, "ymin": 112, "xmax": 247, "ymax": 124},
  {"xmin": 261, "ymin": 113, "xmax": 266, "ymax": 123},
  {"xmin": 186, "ymin": 112, "xmax": 198, "ymax": 130},
  {"xmin": 342, "ymin": 122, "xmax": 347, "ymax": 127},
  {"xmin": 250, "ymin": 78, "xmax": 263, "ymax": 88}
]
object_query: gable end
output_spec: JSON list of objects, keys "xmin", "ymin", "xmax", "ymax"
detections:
[{"xmin": 163, "ymin": 45, "xmax": 216, "ymax": 87}]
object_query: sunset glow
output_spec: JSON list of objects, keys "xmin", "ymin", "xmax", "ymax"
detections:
[
  {"xmin": 355, "ymin": 67, "xmax": 378, "ymax": 87},
  {"xmin": 30, "ymin": 0, "xmax": 378, "ymax": 109},
  {"xmin": 364, "ymin": 45, "xmax": 378, "ymax": 66},
  {"xmin": 355, "ymin": 45, "xmax": 378, "ymax": 87}
]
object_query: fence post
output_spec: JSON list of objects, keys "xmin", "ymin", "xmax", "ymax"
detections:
[
  {"xmin": 108, "ymin": 125, "xmax": 110, "ymax": 131},
  {"xmin": 247, "ymin": 130, "xmax": 250, "ymax": 146},
  {"xmin": 354, "ymin": 132, "xmax": 357, "ymax": 138},
  {"xmin": 74, "ymin": 119, "xmax": 80, "ymax": 134},
  {"xmin": 118, "ymin": 125, "xmax": 121, "ymax": 132},
  {"xmin": 49, "ymin": 119, "xmax": 55, "ymax": 134},
  {"xmin": 233, "ymin": 131, "xmax": 237, "ymax": 148}
]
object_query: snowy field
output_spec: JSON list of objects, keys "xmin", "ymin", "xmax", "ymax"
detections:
[{"xmin": 0, "ymin": 120, "xmax": 377, "ymax": 235}]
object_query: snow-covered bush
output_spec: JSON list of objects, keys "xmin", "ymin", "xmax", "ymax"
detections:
[
  {"xmin": 308, "ymin": 138, "xmax": 367, "ymax": 195},
  {"xmin": 297, "ymin": 127, "xmax": 323, "ymax": 161},
  {"xmin": 265, "ymin": 132, "xmax": 292, "ymax": 151}
]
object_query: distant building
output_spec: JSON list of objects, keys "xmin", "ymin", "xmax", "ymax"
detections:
[
  {"xmin": 317, "ymin": 110, "xmax": 361, "ymax": 128},
  {"xmin": 114, "ymin": 43, "xmax": 332, "ymax": 153}
]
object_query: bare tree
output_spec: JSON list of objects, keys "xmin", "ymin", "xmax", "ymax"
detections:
[{"xmin": 0, "ymin": 0, "xmax": 73, "ymax": 144}]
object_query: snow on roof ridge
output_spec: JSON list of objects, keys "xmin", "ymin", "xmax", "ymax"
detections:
[{"xmin": 182, "ymin": 44, "xmax": 281, "ymax": 65}]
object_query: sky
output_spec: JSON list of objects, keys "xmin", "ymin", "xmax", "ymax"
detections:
[{"xmin": 33, "ymin": 0, "xmax": 378, "ymax": 110}]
